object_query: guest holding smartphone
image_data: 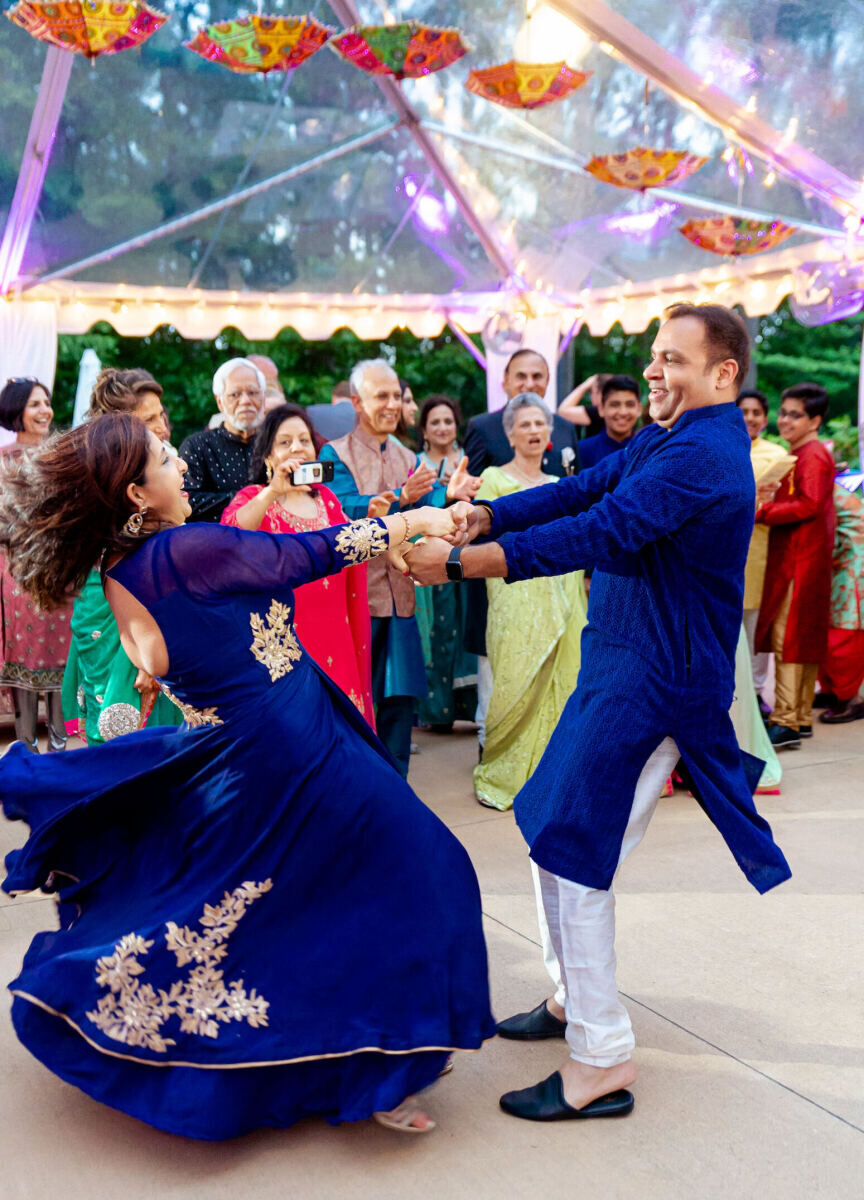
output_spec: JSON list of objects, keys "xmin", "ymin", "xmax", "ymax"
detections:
[{"xmin": 222, "ymin": 404, "xmax": 374, "ymax": 725}]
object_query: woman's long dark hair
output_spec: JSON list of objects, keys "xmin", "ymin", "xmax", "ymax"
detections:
[
  {"xmin": 0, "ymin": 413, "xmax": 151, "ymax": 610},
  {"xmin": 248, "ymin": 404, "xmax": 318, "ymax": 484},
  {"xmin": 0, "ymin": 378, "xmax": 51, "ymax": 432}
]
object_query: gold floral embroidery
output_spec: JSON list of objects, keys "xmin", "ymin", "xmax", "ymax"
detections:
[
  {"xmin": 334, "ymin": 518, "xmax": 387, "ymax": 565},
  {"xmin": 348, "ymin": 689, "xmax": 366, "ymax": 715},
  {"xmin": 160, "ymin": 684, "xmax": 223, "ymax": 727},
  {"xmin": 249, "ymin": 600, "xmax": 302, "ymax": 682},
  {"xmin": 86, "ymin": 880, "xmax": 273, "ymax": 1053}
]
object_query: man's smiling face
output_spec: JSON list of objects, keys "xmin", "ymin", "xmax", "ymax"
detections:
[{"xmin": 643, "ymin": 316, "xmax": 738, "ymax": 428}]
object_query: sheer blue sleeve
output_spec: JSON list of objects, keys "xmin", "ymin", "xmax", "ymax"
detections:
[
  {"xmin": 119, "ymin": 520, "xmax": 390, "ymax": 605},
  {"xmin": 487, "ymin": 451, "xmax": 627, "ymax": 538}
]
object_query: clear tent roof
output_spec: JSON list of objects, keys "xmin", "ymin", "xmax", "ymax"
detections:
[{"xmin": 1, "ymin": 0, "xmax": 861, "ymax": 309}]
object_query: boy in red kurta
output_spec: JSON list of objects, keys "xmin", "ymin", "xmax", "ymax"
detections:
[{"xmin": 755, "ymin": 384, "xmax": 835, "ymax": 749}]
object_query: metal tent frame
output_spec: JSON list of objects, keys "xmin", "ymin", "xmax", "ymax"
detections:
[{"xmin": 2, "ymin": 0, "xmax": 864, "ymax": 335}]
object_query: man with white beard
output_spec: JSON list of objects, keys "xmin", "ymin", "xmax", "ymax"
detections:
[{"xmin": 179, "ymin": 358, "xmax": 267, "ymax": 522}]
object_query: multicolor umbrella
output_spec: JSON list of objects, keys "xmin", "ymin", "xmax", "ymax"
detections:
[
  {"xmin": 185, "ymin": 14, "xmax": 333, "ymax": 75},
  {"xmin": 330, "ymin": 21, "xmax": 470, "ymax": 80},
  {"xmin": 6, "ymin": 0, "xmax": 166, "ymax": 58},
  {"xmin": 465, "ymin": 60, "xmax": 590, "ymax": 109},
  {"xmin": 679, "ymin": 217, "xmax": 795, "ymax": 256},
  {"xmin": 585, "ymin": 146, "xmax": 708, "ymax": 190}
]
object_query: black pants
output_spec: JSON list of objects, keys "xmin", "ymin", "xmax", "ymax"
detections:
[{"xmin": 370, "ymin": 617, "xmax": 414, "ymax": 779}]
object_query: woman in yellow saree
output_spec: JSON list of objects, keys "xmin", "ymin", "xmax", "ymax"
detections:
[{"xmin": 473, "ymin": 395, "xmax": 588, "ymax": 810}]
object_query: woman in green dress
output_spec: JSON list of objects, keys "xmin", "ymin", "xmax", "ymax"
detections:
[
  {"xmin": 414, "ymin": 396, "xmax": 477, "ymax": 731},
  {"xmin": 62, "ymin": 369, "xmax": 184, "ymax": 743},
  {"xmin": 473, "ymin": 394, "xmax": 588, "ymax": 810}
]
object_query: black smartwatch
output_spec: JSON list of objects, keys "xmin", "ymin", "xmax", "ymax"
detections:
[{"xmin": 445, "ymin": 545, "xmax": 464, "ymax": 582}]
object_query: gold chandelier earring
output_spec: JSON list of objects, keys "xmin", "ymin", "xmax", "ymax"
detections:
[
  {"xmin": 265, "ymin": 459, "xmax": 274, "ymax": 483},
  {"xmin": 123, "ymin": 507, "xmax": 147, "ymax": 537}
]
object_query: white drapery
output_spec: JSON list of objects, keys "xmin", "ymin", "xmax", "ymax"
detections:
[{"xmin": 0, "ymin": 300, "xmax": 57, "ymax": 392}]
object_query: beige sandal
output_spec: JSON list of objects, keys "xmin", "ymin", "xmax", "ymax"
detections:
[{"xmin": 373, "ymin": 1099, "xmax": 436, "ymax": 1134}]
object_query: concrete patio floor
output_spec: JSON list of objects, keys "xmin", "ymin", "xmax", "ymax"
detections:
[{"xmin": 0, "ymin": 718, "xmax": 861, "ymax": 1199}]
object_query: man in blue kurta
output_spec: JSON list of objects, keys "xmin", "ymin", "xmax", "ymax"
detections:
[{"xmin": 405, "ymin": 304, "xmax": 791, "ymax": 1123}]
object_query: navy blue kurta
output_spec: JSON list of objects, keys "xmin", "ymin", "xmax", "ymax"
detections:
[{"xmin": 486, "ymin": 404, "xmax": 791, "ymax": 894}]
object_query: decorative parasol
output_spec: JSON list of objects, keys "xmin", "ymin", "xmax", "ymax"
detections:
[
  {"xmin": 679, "ymin": 217, "xmax": 795, "ymax": 256},
  {"xmin": 465, "ymin": 60, "xmax": 590, "ymax": 109},
  {"xmin": 585, "ymin": 146, "xmax": 708, "ymax": 190},
  {"xmin": 330, "ymin": 21, "xmax": 470, "ymax": 80},
  {"xmin": 6, "ymin": 0, "xmax": 166, "ymax": 58},
  {"xmin": 185, "ymin": 14, "xmax": 333, "ymax": 75}
]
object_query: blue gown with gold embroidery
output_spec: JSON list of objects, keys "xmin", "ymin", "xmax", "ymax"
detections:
[{"xmin": 0, "ymin": 520, "xmax": 495, "ymax": 1140}]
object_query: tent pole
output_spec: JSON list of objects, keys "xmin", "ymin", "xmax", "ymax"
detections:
[
  {"xmin": 558, "ymin": 315, "xmax": 583, "ymax": 362},
  {"xmin": 29, "ymin": 122, "xmax": 399, "ymax": 288},
  {"xmin": 325, "ymin": 0, "xmax": 513, "ymax": 282},
  {"xmin": 446, "ymin": 318, "xmax": 487, "ymax": 369},
  {"xmin": 547, "ymin": 0, "xmax": 862, "ymax": 218},
  {"xmin": 422, "ymin": 122, "xmax": 845, "ymax": 242},
  {"xmin": 0, "ymin": 47, "xmax": 74, "ymax": 295}
]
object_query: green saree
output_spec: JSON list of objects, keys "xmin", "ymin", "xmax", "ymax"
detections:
[
  {"xmin": 473, "ymin": 467, "xmax": 588, "ymax": 811},
  {"xmin": 62, "ymin": 568, "xmax": 184, "ymax": 745}
]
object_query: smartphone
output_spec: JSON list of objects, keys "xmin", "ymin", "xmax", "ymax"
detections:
[{"xmin": 289, "ymin": 460, "xmax": 335, "ymax": 487}]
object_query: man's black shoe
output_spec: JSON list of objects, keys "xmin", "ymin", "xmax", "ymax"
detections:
[
  {"xmin": 499, "ymin": 1071, "xmax": 634, "ymax": 1121},
  {"xmin": 497, "ymin": 1000, "xmax": 567, "ymax": 1040},
  {"xmin": 799, "ymin": 724, "xmax": 813, "ymax": 738},
  {"xmin": 812, "ymin": 691, "xmax": 838, "ymax": 710},
  {"xmin": 768, "ymin": 723, "xmax": 801, "ymax": 750},
  {"xmin": 820, "ymin": 697, "xmax": 864, "ymax": 724}
]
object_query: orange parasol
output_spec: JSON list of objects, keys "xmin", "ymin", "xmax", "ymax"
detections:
[
  {"xmin": 185, "ymin": 14, "xmax": 333, "ymax": 75},
  {"xmin": 330, "ymin": 21, "xmax": 470, "ymax": 80},
  {"xmin": 465, "ymin": 60, "xmax": 590, "ymax": 109},
  {"xmin": 585, "ymin": 146, "xmax": 708, "ymax": 190},
  {"xmin": 6, "ymin": 0, "xmax": 167, "ymax": 58},
  {"xmin": 679, "ymin": 216, "xmax": 795, "ymax": 256}
]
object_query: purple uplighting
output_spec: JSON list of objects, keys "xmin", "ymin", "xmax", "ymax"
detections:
[{"xmin": 401, "ymin": 173, "xmax": 449, "ymax": 234}]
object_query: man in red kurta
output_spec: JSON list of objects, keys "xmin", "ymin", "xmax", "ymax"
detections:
[{"xmin": 755, "ymin": 384, "xmax": 835, "ymax": 749}]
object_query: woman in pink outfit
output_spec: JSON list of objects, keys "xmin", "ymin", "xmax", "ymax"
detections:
[
  {"xmin": 0, "ymin": 378, "xmax": 71, "ymax": 751},
  {"xmin": 222, "ymin": 404, "xmax": 374, "ymax": 727}
]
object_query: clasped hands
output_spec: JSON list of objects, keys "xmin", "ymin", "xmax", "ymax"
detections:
[{"xmin": 386, "ymin": 501, "xmax": 492, "ymax": 582}]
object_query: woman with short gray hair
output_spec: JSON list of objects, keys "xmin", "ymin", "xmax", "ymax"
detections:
[{"xmin": 474, "ymin": 393, "xmax": 587, "ymax": 810}]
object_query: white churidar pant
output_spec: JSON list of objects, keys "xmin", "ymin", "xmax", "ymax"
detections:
[{"xmin": 537, "ymin": 737, "xmax": 681, "ymax": 1067}]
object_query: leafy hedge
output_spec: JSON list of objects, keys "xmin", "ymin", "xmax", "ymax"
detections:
[{"xmin": 53, "ymin": 300, "xmax": 861, "ymax": 463}]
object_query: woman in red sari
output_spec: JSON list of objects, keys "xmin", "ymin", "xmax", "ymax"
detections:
[{"xmin": 222, "ymin": 404, "xmax": 374, "ymax": 727}]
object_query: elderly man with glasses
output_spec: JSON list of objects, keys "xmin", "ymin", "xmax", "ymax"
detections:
[{"xmin": 179, "ymin": 358, "xmax": 267, "ymax": 522}]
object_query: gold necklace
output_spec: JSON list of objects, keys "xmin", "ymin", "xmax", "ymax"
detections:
[{"xmin": 507, "ymin": 461, "xmax": 548, "ymax": 487}]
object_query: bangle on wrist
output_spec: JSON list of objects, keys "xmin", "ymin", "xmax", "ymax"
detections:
[{"xmin": 401, "ymin": 512, "xmax": 414, "ymax": 542}]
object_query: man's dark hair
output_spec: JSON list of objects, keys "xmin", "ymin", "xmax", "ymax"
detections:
[
  {"xmin": 504, "ymin": 347, "xmax": 549, "ymax": 375},
  {"xmin": 331, "ymin": 380, "xmax": 351, "ymax": 400},
  {"xmin": 736, "ymin": 388, "xmax": 769, "ymax": 416},
  {"xmin": 600, "ymin": 374, "xmax": 641, "ymax": 405},
  {"xmin": 663, "ymin": 303, "xmax": 751, "ymax": 392},
  {"xmin": 781, "ymin": 382, "xmax": 829, "ymax": 421}
]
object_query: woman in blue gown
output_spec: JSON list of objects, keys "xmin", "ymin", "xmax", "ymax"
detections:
[{"xmin": 0, "ymin": 414, "xmax": 495, "ymax": 1140}]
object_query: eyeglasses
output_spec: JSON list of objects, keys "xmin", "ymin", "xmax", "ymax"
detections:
[
  {"xmin": 777, "ymin": 408, "xmax": 807, "ymax": 420},
  {"xmin": 5, "ymin": 377, "xmax": 39, "ymax": 385}
]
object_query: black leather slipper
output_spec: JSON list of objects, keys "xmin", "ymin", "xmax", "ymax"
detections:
[{"xmin": 499, "ymin": 1071, "xmax": 634, "ymax": 1121}]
